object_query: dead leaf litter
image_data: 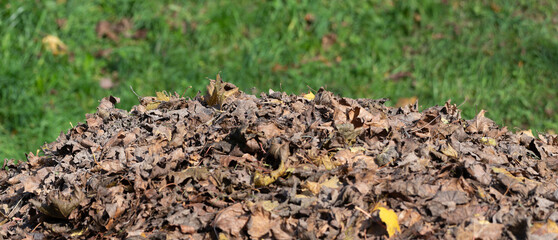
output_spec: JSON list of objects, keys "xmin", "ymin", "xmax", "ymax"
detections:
[{"xmin": 2, "ymin": 76, "xmax": 558, "ymax": 239}]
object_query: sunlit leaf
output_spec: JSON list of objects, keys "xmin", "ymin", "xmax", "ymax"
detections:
[
  {"xmin": 42, "ymin": 35, "xmax": 68, "ymax": 55},
  {"xmin": 302, "ymin": 181, "xmax": 320, "ymax": 195},
  {"xmin": 394, "ymin": 96, "xmax": 417, "ymax": 107},
  {"xmin": 530, "ymin": 220, "xmax": 558, "ymax": 236},
  {"xmin": 441, "ymin": 143, "xmax": 458, "ymax": 159},
  {"xmin": 145, "ymin": 91, "xmax": 170, "ymax": 110},
  {"xmin": 321, "ymin": 176, "xmax": 340, "ymax": 189},
  {"xmin": 259, "ymin": 200, "xmax": 279, "ymax": 212},
  {"xmin": 373, "ymin": 203, "xmax": 401, "ymax": 238},
  {"xmin": 480, "ymin": 137, "xmax": 497, "ymax": 146},
  {"xmin": 303, "ymin": 91, "xmax": 315, "ymax": 100},
  {"xmin": 205, "ymin": 73, "xmax": 239, "ymax": 107}
]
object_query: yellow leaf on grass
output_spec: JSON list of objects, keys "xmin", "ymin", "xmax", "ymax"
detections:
[
  {"xmin": 373, "ymin": 203, "xmax": 401, "ymax": 238},
  {"xmin": 42, "ymin": 35, "xmax": 68, "ymax": 55},
  {"xmin": 303, "ymin": 91, "xmax": 315, "ymax": 100}
]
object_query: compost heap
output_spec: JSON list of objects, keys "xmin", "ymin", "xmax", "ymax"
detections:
[{"xmin": 2, "ymin": 77, "xmax": 558, "ymax": 240}]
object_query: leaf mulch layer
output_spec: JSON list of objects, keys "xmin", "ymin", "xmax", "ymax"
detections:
[{"xmin": 2, "ymin": 77, "xmax": 558, "ymax": 239}]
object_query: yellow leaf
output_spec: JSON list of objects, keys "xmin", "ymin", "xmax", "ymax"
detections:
[
  {"xmin": 350, "ymin": 146, "xmax": 366, "ymax": 153},
  {"xmin": 268, "ymin": 99, "xmax": 283, "ymax": 104},
  {"xmin": 373, "ymin": 204, "xmax": 401, "ymax": 238},
  {"xmin": 145, "ymin": 102, "xmax": 160, "ymax": 111},
  {"xmin": 253, "ymin": 172, "xmax": 275, "ymax": 187},
  {"xmin": 303, "ymin": 91, "xmax": 315, "ymax": 100},
  {"xmin": 311, "ymin": 154, "xmax": 336, "ymax": 170},
  {"xmin": 70, "ymin": 227, "xmax": 88, "ymax": 237},
  {"xmin": 530, "ymin": 220, "xmax": 558, "ymax": 235},
  {"xmin": 218, "ymin": 233, "xmax": 229, "ymax": 240},
  {"xmin": 259, "ymin": 200, "xmax": 279, "ymax": 212},
  {"xmin": 519, "ymin": 129, "xmax": 534, "ymax": 138},
  {"xmin": 253, "ymin": 151, "xmax": 287, "ymax": 187},
  {"xmin": 480, "ymin": 137, "xmax": 497, "ymax": 146},
  {"xmin": 490, "ymin": 167, "xmax": 539, "ymax": 184},
  {"xmin": 155, "ymin": 91, "xmax": 170, "ymax": 101},
  {"xmin": 42, "ymin": 35, "xmax": 68, "ymax": 55},
  {"xmin": 302, "ymin": 181, "xmax": 320, "ymax": 195},
  {"xmin": 441, "ymin": 144, "xmax": 458, "ymax": 159},
  {"xmin": 491, "ymin": 167, "xmax": 520, "ymax": 180},
  {"xmin": 144, "ymin": 91, "xmax": 170, "ymax": 110}
]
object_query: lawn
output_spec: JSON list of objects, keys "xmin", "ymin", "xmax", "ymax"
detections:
[{"xmin": 1, "ymin": 0, "xmax": 557, "ymax": 161}]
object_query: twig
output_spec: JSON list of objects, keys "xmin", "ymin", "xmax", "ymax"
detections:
[
  {"xmin": 129, "ymin": 85, "xmax": 142, "ymax": 100},
  {"xmin": 355, "ymin": 206, "xmax": 372, "ymax": 219},
  {"xmin": 409, "ymin": 114, "xmax": 441, "ymax": 133}
]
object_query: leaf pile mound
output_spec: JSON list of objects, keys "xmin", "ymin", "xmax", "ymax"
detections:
[{"xmin": 2, "ymin": 77, "xmax": 558, "ymax": 239}]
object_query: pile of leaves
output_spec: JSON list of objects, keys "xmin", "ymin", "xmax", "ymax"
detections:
[{"xmin": 2, "ymin": 75, "xmax": 558, "ymax": 239}]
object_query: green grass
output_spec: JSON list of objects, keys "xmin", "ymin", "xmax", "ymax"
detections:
[{"xmin": 1, "ymin": 0, "xmax": 557, "ymax": 160}]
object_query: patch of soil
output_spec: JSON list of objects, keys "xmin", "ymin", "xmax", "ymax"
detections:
[{"xmin": 2, "ymin": 76, "xmax": 558, "ymax": 239}]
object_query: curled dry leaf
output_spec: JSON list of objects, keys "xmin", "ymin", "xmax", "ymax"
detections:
[{"xmin": 30, "ymin": 188, "xmax": 85, "ymax": 219}]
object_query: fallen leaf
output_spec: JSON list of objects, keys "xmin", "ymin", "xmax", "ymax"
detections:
[
  {"xmin": 247, "ymin": 205, "xmax": 274, "ymax": 238},
  {"xmin": 456, "ymin": 219, "xmax": 504, "ymax": 240},
  {"xmin": 395, "ymin": 96, "xmax": 417, "ymax": 107},
  {"xmin": 146, "ymin": 91, "xmax": 170, "ymax": 110},
  {"xmin": 321, "ymin": 33, "xmax": 337, "ymax": 50},
  {"xmin": 303, "ymin": 91, "xmax": 315, "ymax": 101},
  {"xmin": 373, "ymin": 203, "xmax": 401, "ymax": 238},
  {"xmin": 530, "ymin": 220, "xmax": 558, "ymax": 237},
  {"xmin": 481, "ymin": 137, "xmax": 497, "ymax": 146},
  {"xmin": 214, "ymin": 203, "xmax": 249, "ymax": 237},
  {"xmin": 42, "ymin": 35, "xmax": 68, "ymax": 55},
  {"xmin": 320, "ymin": 176, "xmax": 340, "ymax": 189}
]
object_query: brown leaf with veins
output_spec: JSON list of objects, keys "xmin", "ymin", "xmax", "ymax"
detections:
[
  {"xmin": 455, "ymin": 219, "xmax": 504, "ymax": 240},
  {"xmin": 213, "ymin": 203, "xmax": 249, "ymax": 237},
  {"xmin": 247, "ymin": 204, "xmax": 274, "ymax": 238}
]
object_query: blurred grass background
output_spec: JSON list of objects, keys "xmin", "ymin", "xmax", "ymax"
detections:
[{"xmin": 1, "ymin": 0, "xmax": 557, "ymax": 160}]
